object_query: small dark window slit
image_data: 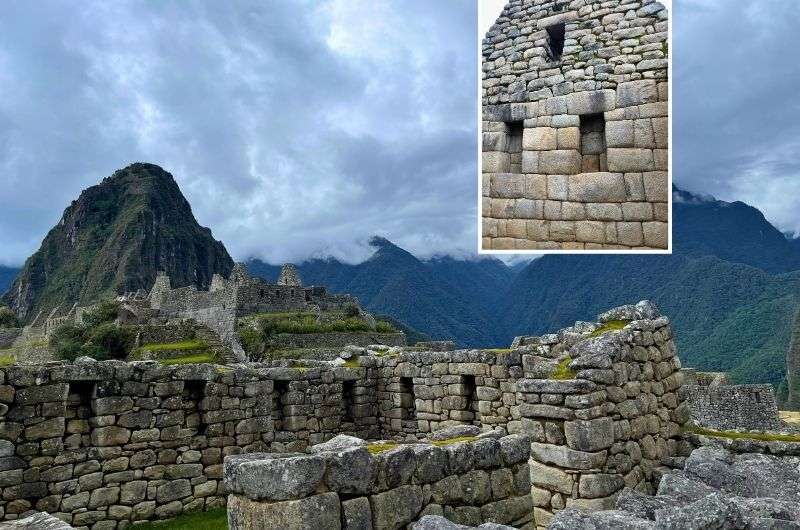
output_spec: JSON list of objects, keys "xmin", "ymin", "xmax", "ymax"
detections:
[{"xmin": 546, "ymin": 23, "xmax": 565, "ymax": 62}]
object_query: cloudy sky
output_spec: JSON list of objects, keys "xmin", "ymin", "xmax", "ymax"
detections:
[{"xmin": 0, "ymin": 0, "xmax": 798, "ymax": 267}]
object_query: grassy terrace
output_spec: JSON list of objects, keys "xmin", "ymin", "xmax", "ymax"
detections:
[
  {"xmin": 0, "ymin": 353, "xmax": 15, "ymax": 367},
  {"xmin": 133, "ymin": 341, "xmax": 217, "ymax": 365},
  {"xmin": 247, "ymin": 311, "xmax": 397, "ymax": 334},
  {"xmin": 137, "ymin": 509, "xmax": 227, "ymax": 530}
]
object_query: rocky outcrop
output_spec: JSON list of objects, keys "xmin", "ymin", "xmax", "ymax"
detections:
[
  {"xmin": 2, "ymin": 163, "xmax": 234, "ymax": 322},
  {"xmin": 0, "ymin": 512, "xmax": 74, "ymax": 529},
  {"xmin": 549, "ymin": 446, "xmax": 800, "ymax": 529}
]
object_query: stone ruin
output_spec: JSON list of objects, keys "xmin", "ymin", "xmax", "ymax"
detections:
[
  {"xmin": 2, "ymin": 263, "xmax": 381, "ymax": 365},
  {"xmin": 481, "ymin": 0, "xmax": 669, "ymax": 250},
  {"xmin": 0, "ymin": 300, "xmax": 794, "ymax": 530}
]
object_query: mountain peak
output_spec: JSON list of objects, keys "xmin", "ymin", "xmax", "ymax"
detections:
[{"xmin": 2, "ymin": 164, "xmax": 233, "ymax": 321}]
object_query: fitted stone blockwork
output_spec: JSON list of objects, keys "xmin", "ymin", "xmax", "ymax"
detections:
[{"xmin": 481, "ymin": 0, "xmax": 669, "ymax": 250}]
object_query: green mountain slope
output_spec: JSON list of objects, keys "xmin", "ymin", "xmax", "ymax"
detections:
[
  {"xmin": 502, "ymin": 254, "xmax": 800, "ymax": 387},
  {"xmin": 2, "ymin": 163, "xmax": 233, "ymax": 321}
]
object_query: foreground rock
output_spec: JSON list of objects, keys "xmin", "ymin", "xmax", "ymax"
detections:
[
  {"xmin": 413, "ymin": 515, "xmax": 516, "ymax": 529},
  {"xmin": 0, "ymin": 512, "xmax": 74, "ymax": 529},
  {"xmin": 549, "ymin": 446, "xmax": 800, "ymax": 529}
]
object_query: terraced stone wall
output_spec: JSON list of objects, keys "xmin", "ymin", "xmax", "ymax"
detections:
[{"xmin": 481, "ymin": 0, "xmax": 669, "ymax": 250}]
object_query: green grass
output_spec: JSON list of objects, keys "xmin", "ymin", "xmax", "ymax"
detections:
[
  {"xmin": 550, "ymin": 357, "xmax": 576, "ymax": 380},
  {"xmin": 251, "ymin": 312, "xmax": 397, "ymax": 335},
  {"xmin": 589, "ymin": 320, "xmax": 631, "ymax": 337},
  {"xmin": 136, "ymin": 509, "xmax": 227, "ymax": 530},
  {"xmin": 140, "ymin": 340, "xmax": 207, "ymax": 352},
  {"xmin": 343, "ymin": 358, "xmax": 360, "ymax": 368},
  {"xmin": 0, "ymin": 354, "xmax": 15, "ymax": 367},
  {"xmin": 484, "ymin": 348, "xmax": 512, "ymax": 353},
  {"xmin": 160, "ymin": 353, "xmax": 217, "ymax": 365},
  {"xmin": 685, "ymin": 424, "xmax": 800, "ymax": 443}
]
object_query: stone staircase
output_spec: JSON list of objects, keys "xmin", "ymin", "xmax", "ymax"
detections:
[{"xmin": 193, "ymin": 324, "xmax": 239, "ymax": 364}]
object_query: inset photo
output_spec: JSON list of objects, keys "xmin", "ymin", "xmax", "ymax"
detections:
[{"xmin": 480, "ymin": 0, "xmax": 670, "ymax": 252}]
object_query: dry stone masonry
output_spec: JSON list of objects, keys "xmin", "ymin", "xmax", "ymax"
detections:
[
  {"xmin": 516, "ymin": 301, "xmax": 688, "ymax": 528},
  {"xmin": 224, "ymin": 433, "xmax": 533, "ymax": 530},
  {"xmin": 7, "ymin": 300, "xmax": 789, "ymax": 529},
  {"xmin": 481, "ymin": 0, "xmax": 669, "ymax": 250}
]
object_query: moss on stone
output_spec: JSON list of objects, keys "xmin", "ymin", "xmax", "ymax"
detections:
[
  {"xmin": 430, "ymin": 435, "xmax": 477, "ymax": 446},
  {"xmin": 342, "ymin": 358, "xmax": 360, "ymax": 368},
  {"xmin": 550, "ymin": 356, "xmax": 576, "ymax": 380},
  {"xmin": 589, "ymin": 320, "xmax": 631, "ymax": 337},
  {"xmin": 367, "ymin": 442, "xmax": 400, "ymax": 454},
  {"xmin": 483, "ymin": 348, "xmax": 512, "ymax": 353},
  {"xmin": 0, "ymin": 354, "xmax": 15, "ymax": 367},
  {"xmin": 685, "ymin": 424, "xmax": 800, "ymax": 443}
]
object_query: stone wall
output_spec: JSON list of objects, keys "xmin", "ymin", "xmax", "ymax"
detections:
[
  {"xmin": 370, "ymin": 350, "xmax": 523, "ymax": 439},
  {"xmin": 481, "ymin": 0, "xmax": 669, "ymax": 250},
  {"xmin": 270, "ymin": 332, "xmax": 406, "ymax": 350},
  {"xmin": 0, "ymin": 329, "xmax": 22, "ymax": 349},
  {"xmin": 0, "ymin": 300, "xmax": 697, "ymax": 528},
  {"xmin": 515, "ymin": 302, "xmax": 688, "ymax": 528},
  {"xmin": 684, "ymin": 384, "xmax": 782, "ymax": 432},
  {"xmin": 224, "ymin": 434, "xmax": 533, "ymax": 530},
  {"xmin": 0, "ymin": 360, "xmax": 378, "ymax": 527}
]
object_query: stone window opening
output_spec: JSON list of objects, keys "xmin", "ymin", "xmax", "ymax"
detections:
[
  {"xmin": 66, "ymin": 381, "xmax": 94, "ymax": 448},
  {"xmin": 546, "ymin": 23, "xmax": 565, "ymax": 62},
  {"xmin": 273, "ymin": 380, "xmax": 289, "ymax": 430},
  {"xmin": 462, "ymin": 375, "xmax": 477, "ymax": 422},
  {"xmin": 342, "ymin": 380, "xmax": 355, "ymax": 424},
  {"xmin": 505, "ymin": 120, "xmax": 524, "ymax": 173},
  {"xmin": 186, "ymin": 380, "xmax": 208, "ymax": 435},
  {"xmin": 259, "ymin": 289, "xmax": 264, "ymax": 298},
  {"xmin": 580, "ymin": 113, "xmax": 607, "ymax": 171},
  {"xmin": 399, "ymin": 377, "xmax": 416, "ymax": 420}
]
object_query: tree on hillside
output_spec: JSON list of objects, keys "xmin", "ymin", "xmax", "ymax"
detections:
[{"xmin": 0, "ymin": 306, "xmax": 19, "ymax": 328}]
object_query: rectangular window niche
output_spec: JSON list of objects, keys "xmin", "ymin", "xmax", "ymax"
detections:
[
  {"xmin": 580, "ymin": 113, "xmax": 607, "ymax": 172},
  {"xmin": 506, "ymin": 120, "xmax": 523, "ymax": 173}
]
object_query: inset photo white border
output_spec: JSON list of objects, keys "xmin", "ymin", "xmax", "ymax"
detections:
[{"xmin": 478, "ymin": 0, "xmax": 672, "ymax": 254}]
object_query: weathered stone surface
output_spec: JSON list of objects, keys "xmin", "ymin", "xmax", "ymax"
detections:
[
  {"xmin": 567, "ymin": 173, "xmax": 626, "ymax": 202},
  {"xmin": 529, "ymin": 442, "xmax": 606, "ymax": 470},
  {"xmin": 224, "ymin": 453, "xmax": 326, "ymax": 501},
  {"xmin": 227, "ymin": 492, "xmax": 341, "ymax": 530},
  {"xmin": 370, "ymin": 484, "xmax": 423, "ymax": 530},
  {"xmin": 565, "ymin": 417, "xmax": 615, "ymax": 452}
]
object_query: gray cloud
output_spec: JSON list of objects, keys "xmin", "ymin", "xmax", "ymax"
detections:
[
  {"xmin": 0, "ymin": 0, "xmax": 477, "ymax": 266},
  {"xmin": 2, "ymin": 0, "xmax": 798, "ymax": 267},
  {"xmin": 674, "ymin": 0, "xmax": 800, "ymax": 234}
]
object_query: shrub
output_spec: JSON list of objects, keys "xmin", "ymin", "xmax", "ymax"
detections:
[
  {"xmin": 50, "ymin": 324, "xmax": 87, "ymax": 361},
  {"xmin": 375, "ymin": 320, "xmax": 397, "ymax": 333},
  {"xmin": 81, "ymin": 301, "xmax": 120, "ymax": 328},
  {"xmin": 343, "ymin": 303, "xmax": 360, "ymax": 318},
  {"xmin": 0, "ymin": 306, "xmax": 19, "ymax": 328},
  {"xmin": 83, "ymin": 323, "xmax": 133, "ymax": 360}
]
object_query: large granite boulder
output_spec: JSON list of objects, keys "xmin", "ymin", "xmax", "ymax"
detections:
[{"xmin": 548, "ymin": 446, "xmax": 800, "ymax": 529}]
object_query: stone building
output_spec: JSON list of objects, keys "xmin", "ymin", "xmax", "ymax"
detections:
[{"xmin": 481, "ymin": 0, "xmax": 669, "ymax": 250}]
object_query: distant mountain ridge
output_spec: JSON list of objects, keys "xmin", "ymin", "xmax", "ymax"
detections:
[
  {"xmin": 245, "ymin": 186, "xmax": 800, "ymax": 392},
  {"xmin": 1, "ymin": 163, "xmax": 233, "ymax": 321},
  {"xmin": 3, "ymin": 175, "xmax": 799, "ymax": 393}
]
